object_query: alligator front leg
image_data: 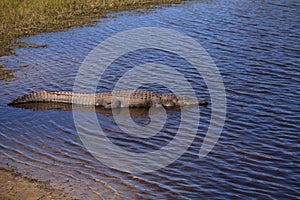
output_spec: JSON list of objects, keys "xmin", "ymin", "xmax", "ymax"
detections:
[{"xmin": 102, "ymin": 98, "xmax": 121, "ymax": 109}]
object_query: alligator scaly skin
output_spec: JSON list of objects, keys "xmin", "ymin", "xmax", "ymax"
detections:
[{"xmin": 9, "ymin": 90, "xmax": 208, "ymax": 109}]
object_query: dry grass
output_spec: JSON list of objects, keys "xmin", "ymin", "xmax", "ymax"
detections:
[{"xmin": 0, "ymin": 0, "xmax": 182, "ymax": 56}]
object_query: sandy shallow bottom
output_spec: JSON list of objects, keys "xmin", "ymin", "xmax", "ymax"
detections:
[{"xmin": 0, "ymin": 169, "xmax": 73, "ymax": 200}]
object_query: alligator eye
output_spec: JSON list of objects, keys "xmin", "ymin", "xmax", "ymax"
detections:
[{"xmin": 164, "ymin": 102, "xmax": 174, "ymax": 107}]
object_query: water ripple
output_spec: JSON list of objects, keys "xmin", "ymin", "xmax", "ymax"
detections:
[{"xmin": 1, "ymin": 0, "xmax": 299, "ymax": 199}]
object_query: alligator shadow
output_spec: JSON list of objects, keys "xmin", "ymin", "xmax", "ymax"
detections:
[{"xmin": 9, "ymin": 102, "xmax": 183, "ymax": 117}]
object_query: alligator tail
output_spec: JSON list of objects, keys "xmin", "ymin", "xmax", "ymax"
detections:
[
  {"xmin": 8, "ymin": 91, "xmax": 49, "ymax": 105},
  {"xmin": 8, "ymin": 91, "xmax": 94, "ymax": 105}
]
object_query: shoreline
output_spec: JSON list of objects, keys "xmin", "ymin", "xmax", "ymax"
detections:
[
  {"xmin": 0, "ymin": 168, "xmax": 75, "ymax": 200},
  {"xmin": 0, "ymin": 0, "xmax": 183, "ymax": 57}
]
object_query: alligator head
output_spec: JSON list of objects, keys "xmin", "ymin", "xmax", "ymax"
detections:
[{"xmin": 160, "ymin": 94, "xmax": 208, "ymax": 108}]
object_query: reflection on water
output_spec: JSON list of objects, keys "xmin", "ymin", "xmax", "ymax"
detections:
[
  {"xmin": 1, "ymin": 0, "xmax": 299, "ymax": 199},
  {"xmin": 9, "ymin": 102, "xmax": 182, "ymax": 116}
]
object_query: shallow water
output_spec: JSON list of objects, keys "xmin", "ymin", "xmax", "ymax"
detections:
[{"xmin": 1, "ymin": 0, "xmax": 299, "ymax": 199}]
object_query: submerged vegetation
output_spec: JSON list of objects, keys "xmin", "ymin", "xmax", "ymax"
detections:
[{"xmin": 0, "ymin": 0, "xmax": 182, "ymax": 56}]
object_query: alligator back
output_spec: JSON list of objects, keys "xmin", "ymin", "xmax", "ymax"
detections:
[
  {"xmin": 9, "ymin": 90, "xmax": 161, "ymax": 106},
  {"xmin": 9, "ymin": 90, "xmax": 207, "ymax": 108}
]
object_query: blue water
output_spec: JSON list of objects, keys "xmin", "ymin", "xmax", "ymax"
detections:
[{"xmin": 1, "ymin": 0, "xmax": 299, "ymax": 199}]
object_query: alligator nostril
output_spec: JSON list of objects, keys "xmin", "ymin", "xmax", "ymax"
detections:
[{"xmin": 199, "ymin": 100, "xmax": 208, "ymax": 106}]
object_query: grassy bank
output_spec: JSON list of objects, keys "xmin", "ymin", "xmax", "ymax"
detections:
[{"xmin": 0, "ymin": 0, "xmax": 182, "ymax": 56}]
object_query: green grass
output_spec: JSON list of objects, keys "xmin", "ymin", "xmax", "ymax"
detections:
[{"xmin": 0, "ymin": 0, "xmax": 182, "ymax": 56}]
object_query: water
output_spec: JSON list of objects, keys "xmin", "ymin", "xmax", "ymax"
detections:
[{"xmin": 1, "ymin": 0, "xmax": 299, "ymax": 199}]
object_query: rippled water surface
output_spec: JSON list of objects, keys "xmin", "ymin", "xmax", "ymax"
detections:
[{"xmin": 1, "ymin": 0, "xmax": 299, "ymax": 199}]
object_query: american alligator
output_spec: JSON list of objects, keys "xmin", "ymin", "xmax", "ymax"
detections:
[{"xmin": 9, "ymin": 90, "xmax": 208, "ymax": 109}]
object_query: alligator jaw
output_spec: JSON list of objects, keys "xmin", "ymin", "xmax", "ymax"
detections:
[{"xmin": 178, "ymin": 98, "xmax": 208, "ymax": 107}]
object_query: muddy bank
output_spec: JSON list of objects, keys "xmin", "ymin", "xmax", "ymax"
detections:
[{"xmin": 0, "ymin": 169, "xmax": 75, "ymax": 200}]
